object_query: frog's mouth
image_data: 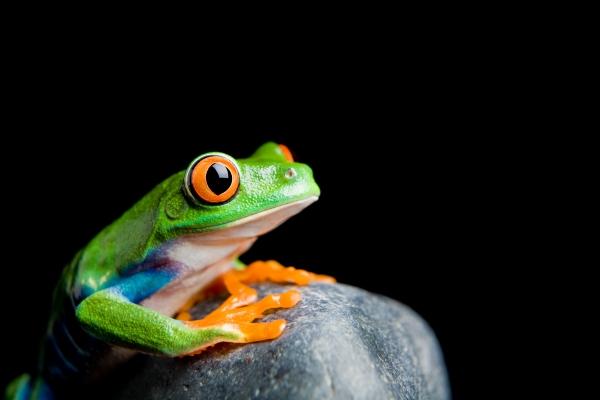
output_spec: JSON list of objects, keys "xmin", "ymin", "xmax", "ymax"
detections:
[
  {"xmin": 142, "ymin": 196, "xmax": 318, "ymax": 316},
  {"xmin": 189, "ymin": 196, "xmax": 319, "ymax": 242}
]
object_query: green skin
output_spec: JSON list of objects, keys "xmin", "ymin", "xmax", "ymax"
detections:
[
  {"xmin": 76, "ymin": 142, "xmax": 319, "ymax": 355},
  {"xmin": 6, "ymin": 142, "xmax": 320, "ymax": 399}
]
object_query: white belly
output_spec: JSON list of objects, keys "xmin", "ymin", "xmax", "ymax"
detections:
[
  {"xmin": 140, "ymin": 237, "xmax": 255, "ymax": 316},
  {"xmin": 140, "ymin": 258, "xmax": 233, "ymax": 316}
]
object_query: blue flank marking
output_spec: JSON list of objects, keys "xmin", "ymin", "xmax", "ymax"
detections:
[
  {"xmin": 35, "ymin": 378, "xmax": 54, "ymax": 400},
  {"xmin": 15, "ymin": 378, "xmax": 30, "ymax": 400},
  {"xmin": 79, "ymin": 244, "xmax": 181, "ymax": 303},
  {"xmin": 110, "ymin": 246, "xmax": 182, "ymax": 303},
  {"xmin": 110, "ymin": 268, "xmax": 177, "ymax": 303}
]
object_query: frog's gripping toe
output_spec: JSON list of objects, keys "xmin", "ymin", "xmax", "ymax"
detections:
[
  {"xmin": 182, "ymin": 319, "xmax": 287, "ymax": 356},
  {"xmin": 182, "ymin": 290, "xmax": 300, "ymax": 354},
  {"xmin": 218, "ymin": 319, "xmax": 287, "ymax": 343},
  {"xmin": 177, "ymin": 260, "xmax": 334, "ymax": 355},
  {"xmin": 187, "ymin": 290, "xmax": 301, "ymax": 328}
]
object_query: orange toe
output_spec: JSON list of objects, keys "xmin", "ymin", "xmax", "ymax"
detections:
[
  {"xmin": 279, "ymin": 290, "xmax": 301, "ymax": 307},
  {"xmin": 236, "ymin": 320, "xmax": 286, "ymax": 342}
]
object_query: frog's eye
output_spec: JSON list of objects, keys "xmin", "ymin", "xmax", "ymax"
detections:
[{"xmin": 184, "ymin": 153, "xmax": 240, "ymax": 205}]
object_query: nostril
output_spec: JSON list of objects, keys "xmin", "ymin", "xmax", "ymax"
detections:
[{"xmin": 284, "ymin": 168, "xmax": 297, "ymax": 179}]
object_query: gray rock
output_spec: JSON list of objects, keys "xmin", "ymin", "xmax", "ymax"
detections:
[{"xmin": 109, "ymin": 283, "xmax": 450, "ymax": 400}]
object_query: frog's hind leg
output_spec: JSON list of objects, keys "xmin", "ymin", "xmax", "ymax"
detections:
[
  {"xmin": 176, "ymin": 260, "xmax": 334, "ymax": 351},
  {"xmin": 5, "ymin": 374, "xmax": 53, "ymax": 400}
]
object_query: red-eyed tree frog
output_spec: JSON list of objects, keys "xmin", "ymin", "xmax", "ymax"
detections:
[{"xmin": 6, "ymin": 142, "xmax": 333, "ymax": 400}]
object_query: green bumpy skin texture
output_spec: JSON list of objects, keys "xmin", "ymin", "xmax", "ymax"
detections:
[{"xmin": 76, "ymin": 291, "xmax": 239, "ymax": 356}]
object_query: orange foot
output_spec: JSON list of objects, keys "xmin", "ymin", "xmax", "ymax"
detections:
[{"xmin": 176, "ymin": 260, "xmax": 335, "ymax": 350}]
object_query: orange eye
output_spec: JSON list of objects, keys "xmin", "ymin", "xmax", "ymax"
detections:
[
  {"xmin": 279, "ymin": 144, "xmax": 294, "ymax": 162},
  {"xmin": 185, "ymin": 154, "xmax": 240, "ymax": 204}
]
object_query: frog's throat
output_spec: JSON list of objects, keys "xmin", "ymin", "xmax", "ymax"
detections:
[
  {"xmin": 187, "ymin": 195, "xmax": 319, "ymax": 242},
  {"xmin": 141, "ymin": 196, "xmax": 318, "ymax": 316}
]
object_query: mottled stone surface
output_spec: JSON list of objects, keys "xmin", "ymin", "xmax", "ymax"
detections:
[{"xmin": 108, "ymin": 283, "xmax": 450, "ymax": 400}]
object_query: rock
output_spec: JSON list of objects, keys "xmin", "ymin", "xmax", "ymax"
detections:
[{"xmin": 107, "ymin": 283, "xmax": 450, "ymax": 400}]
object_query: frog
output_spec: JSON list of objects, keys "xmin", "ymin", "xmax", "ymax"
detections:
[{"xmin": 5, "ymin": 142, "xmax": 333, "ymax": 400}]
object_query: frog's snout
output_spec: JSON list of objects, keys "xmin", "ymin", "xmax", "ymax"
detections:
[{"xmin": 279, "ymin": 163, "xmax": 320, "ymax": 198}]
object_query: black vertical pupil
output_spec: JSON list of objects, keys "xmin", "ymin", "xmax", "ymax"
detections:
[{"xmin": 206, "ymin": 163, "xmax": 232, "ymax": 195}]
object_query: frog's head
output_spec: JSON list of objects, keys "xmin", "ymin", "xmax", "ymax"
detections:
[{"xmin": 154, "ymin": 142, "xmax": 319, "ymax": 245}]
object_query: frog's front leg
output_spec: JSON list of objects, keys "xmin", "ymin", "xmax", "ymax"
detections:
[
  {"xmin": 176, "ymin": 260, "xmax": 334, "ymax": 321},
  {"xmin": 175, "ymin": 260, "xmax": 335, "ymax": 346},
  {"xmin": 75, "ymin": 268, "xmax": 295, "ymax": 356}
]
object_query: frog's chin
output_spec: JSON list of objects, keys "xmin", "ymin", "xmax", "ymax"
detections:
[
  {"xmin": 193, "ymin": 195, "xmax": 319, "ymax": 242},
  {"xmin": 170, "ymin": 194, "xmax": 318, "ymax": 256},
  {"xmin": 142, "ymin": 196, "xmax": 318, "ymax": 317}
]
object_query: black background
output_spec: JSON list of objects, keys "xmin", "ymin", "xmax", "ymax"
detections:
[{"xmin": 0, "ymin": 53, "xmax": 540, "ymax": 399}]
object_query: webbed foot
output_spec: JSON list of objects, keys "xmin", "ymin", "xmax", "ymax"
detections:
[{"xmin": 176, "ymin": 260, "xmax": 334, "ymax": 353}]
